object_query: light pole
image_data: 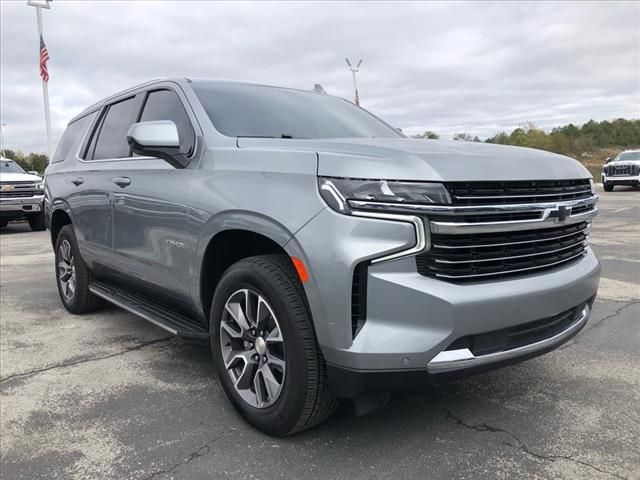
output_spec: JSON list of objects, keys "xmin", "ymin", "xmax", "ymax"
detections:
[
  {"xmin": 0, "ymin": 123, "xmax": 6, "ymax": 158},
  {"xmin": 27, "ymin": 0, "xmax": 53, "ymax": 162},
  {"xmin": 345, "ymin": 58, "xmax": 362, "ymax": 106}
]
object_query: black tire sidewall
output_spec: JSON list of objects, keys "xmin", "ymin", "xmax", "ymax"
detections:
[
  {"xmin": 54, "ymin": 225, "xmax": 92, "ymax": 313},
  {"xmin": 29, "ymin": 212, "xmax": 46, "ymax": 231},
  {"xmin": 210, "ymin": 257, "xmax": 315, "ymax": 436}
]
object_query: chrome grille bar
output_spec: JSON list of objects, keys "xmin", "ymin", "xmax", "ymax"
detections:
[
  {"xmin": 431, "ymin": 251, "xmax": 587, "ymax": 280},
  {"xmin": 430, "ymin": 206, "xmax": 597, "ymax": 235},
  {"xmin": 432, "ymin": 225, "xmax": 590, "ymax": 249},
  {"xmin": 433, "ymin": 239, "xmax": 587, "ymax": 264}
]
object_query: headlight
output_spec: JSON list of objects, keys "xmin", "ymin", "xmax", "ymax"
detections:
[
  {"xmin": 589, "ymin": 178, "xmax": 595, "ymax": 194},
  {"xmin": 35, "ymin": 182, "xmax": 44, "ymax": 190},
  {"xmin": 318, "ymin": 177, "xmax": 451, "ymax": 214}
]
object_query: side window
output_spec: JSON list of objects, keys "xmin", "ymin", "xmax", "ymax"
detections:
[
  {"xmin": 51, "ymin": 112, "xmax": 95, "ymax": 163},
  {"xmin": 91, "ymin": 97, "xmax": 139, "ymax": 160},
  {"xmin": 140, "ymin": 90, "xmax": 195, "ymax": 155}
]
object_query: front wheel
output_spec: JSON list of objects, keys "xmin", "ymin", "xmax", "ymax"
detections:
[
  {"xmin": 603, "ymin": 182, "xmax": 614, "ymax": 192},
  {"xmin": 210, "ymin": 255, "xmax": 338, "ymax": 436},
  {"xmin": 29, "ymin": 211, "xmax": 46, "ymax": 231}
]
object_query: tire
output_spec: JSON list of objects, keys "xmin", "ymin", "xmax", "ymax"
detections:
[
  {"xmin": 210, "ymin": 254, "xmax": 338, "ymax": 436},
  {"xmin": 54, "ymin": 225, "xmax": 103, "ymax": 314},
  {"xmin": 29, "ymin": 211, "xmax": 46, "ymax": 231},
  {"xmin": 603, "ymin": 182, "xmax": 614, "ymax": 192}
]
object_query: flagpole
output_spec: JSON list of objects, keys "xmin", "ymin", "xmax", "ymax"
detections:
[{"xmin": 28, "ymin": 0, "xmax": 53, "ymax": 163}]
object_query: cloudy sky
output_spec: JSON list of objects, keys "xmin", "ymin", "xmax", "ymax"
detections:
[{"xmin": 1, "ymin": 1, "xmax": 638, "ymax": 154}]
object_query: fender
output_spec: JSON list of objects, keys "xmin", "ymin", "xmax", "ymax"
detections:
[{"xmin": 191, "ymin": 209, "xmax": 301, "ymax": 308}]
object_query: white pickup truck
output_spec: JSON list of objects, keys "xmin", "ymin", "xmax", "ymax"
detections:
[{"xmin": 0, "ymin": 157, "xmax": 46, "ymax": 230}]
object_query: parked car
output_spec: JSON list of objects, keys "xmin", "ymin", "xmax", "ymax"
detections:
[
  {"xmin": 44, "ymin": 79, "xmax": 601, "ymax": 435},
  {"xmin": 601, "ymin": 149, "xmax": 640, "ymax": 191},
  {"xmin": 0, "ymin": 157, "xmax": 46, "ymax": 230}
]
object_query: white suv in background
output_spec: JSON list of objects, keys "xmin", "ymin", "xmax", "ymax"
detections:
[{"xmin": 602, "ymin": 150, "xmax": 640, "ymax": 192}]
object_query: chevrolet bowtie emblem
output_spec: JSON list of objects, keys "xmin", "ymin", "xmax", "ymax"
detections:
[
  {"xmin": 1, "ymin": 185, "xmax": 15, "ymax": 192},
  {"xmin": 550, "ymin": 205, "xmax": 571, "ymax": 222}
]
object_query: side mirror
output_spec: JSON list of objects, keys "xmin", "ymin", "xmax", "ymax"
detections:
[
  {"xmin": 605, "ymin": 157, "xmax": 612, "ymax": 164},
  {"xmin": 127, "ymin": 121, "xmax": 189, "ymax": 169},
  {"xmin": 28, "ymin": 170, "xmax": 39, "ymax": 176}
]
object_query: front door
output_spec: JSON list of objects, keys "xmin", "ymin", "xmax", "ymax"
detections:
[{"xmin": 110, "ymin": 88, "xmax": 200, "ymax": 310}]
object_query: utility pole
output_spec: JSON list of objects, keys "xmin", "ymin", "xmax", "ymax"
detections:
[
  {"xmin": 27, "ymin": 0, "xmax": 53, "ymax": 162},
  {"xmin": 0, "ymin": 123, "xmax": 6, "ymax": 158},
  {"xmin": 345, "ymin": 58, "xmax": 362, "ymax": 106}
]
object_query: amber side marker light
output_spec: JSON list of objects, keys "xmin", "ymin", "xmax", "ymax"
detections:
[{"xmin": 291, "ymin": 257, "xmax": 309, "ymax": 283}]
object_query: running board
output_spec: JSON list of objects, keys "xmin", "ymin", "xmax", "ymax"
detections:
[{"xmin": 89, "ymin": 281, "xmax": 209, "ymax": 339}]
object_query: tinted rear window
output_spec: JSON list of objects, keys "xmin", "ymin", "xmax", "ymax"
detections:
[
  {"xmin": 92, "ymin": 97, "xmax": 139, "ymax": 160},
  {"xmin": 191, "ymin": 83, "xmax": 401, "ymax": 139},
  {"xmin": 52, "ymin": 113, "xmax": 95, "ymax": 163}
]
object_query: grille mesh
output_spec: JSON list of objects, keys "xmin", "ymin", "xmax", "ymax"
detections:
[{"xmin": 446, "ymin": 179, "xmax": 592, "ymax": 206}]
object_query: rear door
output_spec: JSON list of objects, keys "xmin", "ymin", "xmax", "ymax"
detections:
[{"xmin": 110, "ymin": 87, "xmax": 199, "ymax": 309}]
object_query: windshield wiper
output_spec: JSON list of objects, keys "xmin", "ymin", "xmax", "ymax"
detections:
[{"xmin": 236, "ymin": 134, "xmax": 300, "ymax": 140}]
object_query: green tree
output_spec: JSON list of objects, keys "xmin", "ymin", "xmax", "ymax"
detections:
[{"xmin": 26, "ymin": 153, "xmax": 48, "ymax": 174}]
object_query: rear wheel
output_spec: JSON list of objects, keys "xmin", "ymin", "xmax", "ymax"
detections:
[
  {"xmin": 210, "ymin": 254, "xmax": 338, "ymax": 436},
  {"xmin": 603, "ymin": 182, "xmax": 614, "ymax": 192},
  {"xmin": 54, "ymin": 225, "xmax": 103, "ymax": 314},
  {"xmin": 29, "ymin": 212, "xmax": 46, "ymax": 231}
]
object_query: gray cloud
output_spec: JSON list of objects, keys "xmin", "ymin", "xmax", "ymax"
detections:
[{"xmin": 1, "ymin": 0, "xmax": 638, "ymax": 153}]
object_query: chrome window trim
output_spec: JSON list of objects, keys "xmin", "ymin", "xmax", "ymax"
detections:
[
  {"xmin": 351, "ymin": 211, "xmax": 429, "ymax": 264},
  {"xmin": 427, "ymin": 304, "xmax": 590, "ymax": 373}
]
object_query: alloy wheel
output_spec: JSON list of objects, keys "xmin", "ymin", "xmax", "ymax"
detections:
[
  {"xmin": 219, "ymin": 289, "xmax": 286, "ymax": 408},
  {"xmin": 58, "ymin": 239, "xmax": 76, "ymax": 300}
]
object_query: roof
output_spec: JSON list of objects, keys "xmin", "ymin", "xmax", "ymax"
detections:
[{"xmin": 70, "ymin": 78, "xmax": 332, "ymax": 124}]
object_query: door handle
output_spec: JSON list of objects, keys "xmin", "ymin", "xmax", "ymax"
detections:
[
  {"xmin": 113, "ymin": 177, "xmax": 131, "ymax": 188},
  {"xmin": 71, "ymin": 177, "xmax": 84, "ymax": 186}
]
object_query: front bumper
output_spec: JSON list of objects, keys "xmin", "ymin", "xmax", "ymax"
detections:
[
  {"xmin": 0, "ymin": 195, "xmax": 44, "ymax": 214},
  {"xmin": 292, "ymin": 207, "xmax": 601, "ymax": 396},
  {"xmin": 602, "ymin": 173, "xmax": 640, "ymax": 185}
]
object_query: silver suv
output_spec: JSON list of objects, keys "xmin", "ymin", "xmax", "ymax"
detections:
[{"xmin": 45, "ymin": 79, "xmax": 601, "ymax": 435}]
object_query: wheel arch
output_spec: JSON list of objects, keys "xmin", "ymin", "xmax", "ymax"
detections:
[
  {"xmin": 50, "ymin": 203, "xmax": 74, "ymax": 246},
  {"xmin": 196, "ymin": 212, "xmax": 301, "ymax": 321}
]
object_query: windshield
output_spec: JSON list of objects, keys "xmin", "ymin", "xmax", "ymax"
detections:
[
  {"xmin": 616, "ymin": 152, "xmax": 640, "ymax": 162},
  {"xmin": 192, "ymin": 83, "xmax": 403, "ymax": 140},
  {"xmin": 0, "ymin": 160, "xmax": 26, "ymax": 174}
]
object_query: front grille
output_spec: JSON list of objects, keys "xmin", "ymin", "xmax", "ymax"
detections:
[
  {"xmin": 446, "ymin": 179, "xmax": 592, "ymax": 205},
  {"xmin": 604, "ymin": 164, "xmax": 640, "ymax": 176},
  {"xmin": 417, "ymin": 222, "xmax": 589, "ymax": 282},
  {"xmin": 445, "ymin": 301, "xmax": 588, "ymax": 356},
  {"xmin": 0, "ymin": 183, "xmax": 40, "ymax": 198}
]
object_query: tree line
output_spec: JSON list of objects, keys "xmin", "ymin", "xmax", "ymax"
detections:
[{"xmin": 412, "ymin": 118, "xmax": 640, "ymax": 157}]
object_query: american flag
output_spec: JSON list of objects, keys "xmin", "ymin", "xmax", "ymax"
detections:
[
  {"xmin": 354, "ymin": 88, "xmax": 360, "ymax": 106},
  {"xmin": 39, "ymin": 35, "xmax": 50, "ymax": 82}
]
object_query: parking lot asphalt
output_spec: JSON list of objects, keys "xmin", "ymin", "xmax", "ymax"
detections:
[{"xmin": 1, "ymin": 185, "xmax": 638, "ymax": 480}]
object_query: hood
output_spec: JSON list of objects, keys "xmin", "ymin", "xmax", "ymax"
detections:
[
  {"xmin": 0, "ymin": 172, "xmax": 42, "ymax": 183},
  {"xmin": 237, "ymin": 137, "xmax": 590, "ymax": 182}
]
